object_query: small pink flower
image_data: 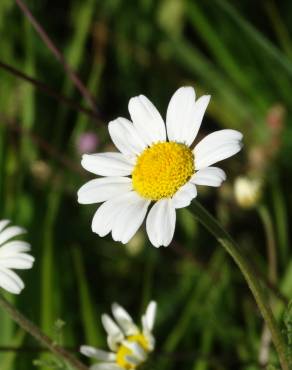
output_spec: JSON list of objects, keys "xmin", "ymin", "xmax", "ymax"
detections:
[
  {"xmin": 266, "ymin": 104, "xmax": 285, "ymax": 134},
  {"xmin": 77, "ymin": 132, "xmax": 99, "ymax": 154}
]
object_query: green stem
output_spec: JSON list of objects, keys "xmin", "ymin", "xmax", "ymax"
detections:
[
  {"xmin": 257, "ymin": 205, "xmax": 278, "ymax": 366},
  {"xmin": 190, "ymin": 200, "xmax": 290, "ymax": 370},
  {"xmin": 258, "ymin": 205, "xmax": 278, "ymax": 284},
  {"xmin": 0, "ymin": 294, "xmax": 88, "ymax": 370}
]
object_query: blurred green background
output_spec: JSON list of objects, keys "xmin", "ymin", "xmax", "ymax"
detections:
[{"xmin": 0, "ymin": 0, "xmax": 292, "ymax": 369}]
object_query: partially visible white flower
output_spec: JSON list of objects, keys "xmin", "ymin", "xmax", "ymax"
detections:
[
  {"xmin": 81, "ymin": 301, "xmax": 157, "ymax": 370},
  {"xmin": 0, "ymin": 220, "xmax": 34, "ymax": 294},
  {"xmin": 234, "ymin": 176, "xmax": 262, "ymax": 209},
  {"xmin": 78, "ymin": 86, "xmax": 243, "ymax": 247}
]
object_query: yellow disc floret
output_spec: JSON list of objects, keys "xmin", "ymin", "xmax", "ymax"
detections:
[
  {"xmin": 116, "ymin": 345, "xmax": 134, "ymax": 369},
  {"xmin": 132, "ymin": 142, "xmax": 194, "ymax": 201},
  {"xmin": 116, "ymin": 332, "xmax": 149, "ymax": 369},
  {"xmin": 127, "ymin": 333, "xmax": 149, "ymax": 351}
]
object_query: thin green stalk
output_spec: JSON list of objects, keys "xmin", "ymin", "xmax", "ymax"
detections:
[
  {"xmin": 0, "ymin": 294, "xmax": 88, "ymax": 370},
  {"xmin": 258, "ymin": 205, "xmax": 278, "ymax": 285},
  {"xmin": 272, "ymin": 178, "xmax": 289, "ymax": 267},
  {"xmin": 190, "ymin": 200, "xmax": 290, "ymax": 370},
  {"xmin": 257, "ymin": 205, "xmax": 278, "ymax": 366},
  {"xmin": 15, "ymin": 0, "xmax": 97, "ymax": 112}
]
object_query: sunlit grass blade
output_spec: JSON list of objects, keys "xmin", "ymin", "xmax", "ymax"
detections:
[
  {"xmin": 1, "ymin": 329, "xmax": 26, "ymax": 370},
  {"xmin": 214, "ymin": 0, "xmax": 292, "ymax": 77},
  {"xmin": 72, "ymin": 246, "xmax": 103, "ymax": 347},
  {"xmin": 186, "ymin": 2, "xmax": 266, "ymax": 111}
]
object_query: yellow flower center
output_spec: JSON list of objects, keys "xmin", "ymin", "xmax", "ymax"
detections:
[
  {"xmin": 116, "ymin": 333, "xmax": 150, "ymax": 369},
  {"xmin": 127, "ymin": 333, "xmax": 149, "ymax": 351},
  {"xmin": 116, "ymin": 346, "xmax": 134, "ymax": 369},
  {"xmin": 132, "ymin": 142, "xmax": 194, "ymax": 200}
]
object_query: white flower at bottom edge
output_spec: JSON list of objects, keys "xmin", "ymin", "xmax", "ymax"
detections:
[
  {"xmin": 78, "ymin": 86, "xmax": 243, "ymax": 247},
  {"xmin": 80, "ymin": 301, "xmax": 157, "ymax": 370},
  {"xmin": 0, "ymin": 220, "xmax": 35, "ymax": 294}
]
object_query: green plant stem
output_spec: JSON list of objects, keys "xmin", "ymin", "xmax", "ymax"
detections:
[
  {"xmin": 15, "ymin": 0, "xmax": 97, "ymax": 112},
  {"xmin": 258, "ymin": 205, "xmax": 278, "ymax": 284},
  {"xmin": 257, "ymin": 205, "xmax": 278, "ymax": 366},
  {"xmin": 190, "ymin": 200, "xmax": 290, "ymax": 370},
  {"xmin": 0, "ymin": 294, "xmax": 88, "ymax": 370}
]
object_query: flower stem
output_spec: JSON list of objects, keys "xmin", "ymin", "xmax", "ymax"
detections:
[
  {"xmin": 257, "ymin": 205, "xmax": 278, "ymax": 366},
  {"xmin": 0, "ymin": 294, "xmax": 88, "ymax": 370},
  {"xmin": 190, "ymin": 200, "xmax": 290, "ymax": 370},
  {"xmin": 258, "ymin": 205, "xmax": 278, "ymax": 284},
  {"xmin": 14, "ymin": 0, "xmax": 97, "ymax": 113}
]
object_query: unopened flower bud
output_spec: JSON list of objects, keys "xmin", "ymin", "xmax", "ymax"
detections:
[{"xmin": 234, "ymin": 176, "xmax": 262, "ymax": 209}]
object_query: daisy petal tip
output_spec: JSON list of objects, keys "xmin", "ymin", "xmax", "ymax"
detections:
[
  {"xmin": 162, "ymin": 240, "xmax": 172, "ymax": 248},
  {"xmin": 80, "ymin": 345, "xmax": 89, "ymax": 356},
  {"xmin": 177, "ymin": 85, "xmax": 195, "ymax": 94},
  {"xmin": 91, "ymin": 224, "xmax": 105, "ymax": 237},
  {"xmin": 202, "ymin": 94, "xmax": 211, "ymax": 104},
  {"xmin": 27, "ymin": 256, "xmax": 35, "ymax": 266},
  {"xmin": 12, "ymin": 286, "xmax": 23, "ymax": 295},
  {"xmin": 108, "ymin": 119, "xmax": 116, "ymax": 128},
  {"xmin": 108, "ymin": 118, "xmax": 121, "ymax": 132},
  {"xmin": 17, "ymin": 227, "xmax": 27, "ymax": 235},
  {"xmin": 77, "ymin": 196, "xmax": 83, "ymax": 205},
  {"xmin": 120, "ymin": 237, "xmax": 130, "ymax": 245},
  {"xmin": 101, "ymin": 313, "xmax": 109, "ymax": 326},
  {"xmin": 81, "ymin": 153, "xmax": 89, "ymax": 162},
  {"xmin": 128, "ymin": 96, "xmax": 137, "ymax": 110},
  {"xmin": 80, "ymin": 155, "xmax": 89, "ymax": 169},
  {"xmin": 229, "ymin": 129, "xmax": 244, "ymax": 141}
]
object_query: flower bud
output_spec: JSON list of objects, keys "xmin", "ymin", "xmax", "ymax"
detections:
[{"xmin": 234, "ymin": 176, "xmax": 262, "ymax": 209}]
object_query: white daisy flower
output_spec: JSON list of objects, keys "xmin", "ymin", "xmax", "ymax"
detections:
[
  {"xmin": 80, "ymin": 301, "xmax": 157, "ymax": 370},
  {"xmin": 78, "ymin": 86, "xmax": 243, "ymax": 247},
  {"xmin": 0, "ymin": 220, "xmax": 34, "ymax": 294}
]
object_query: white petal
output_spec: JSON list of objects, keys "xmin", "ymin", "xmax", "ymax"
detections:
[
  {"xmin": 111, "ymin": 303, "xmax": 138, "ymax": 336},
  {"xmin": 0, "ymin": 241, "xmax": 31, "ymax": 255},
  {"xmin": 194, "ymin": 129, "xmax": 243, "ymax": 170},
  {"xmin": 0, "ymin": 220, "xmax": 10, "ymax": 233},
  {"xmin": 124, "ymin": 355, "xmax": 142, "ymax": 366},
  {"xmin": 0, "ymin": 267, "xmax": 24, "ymax": 294},
  {"xmin": 0, "ymin": 254, "xmax": 34, "ymax": 269},
  {"xmin": 101, "ymin": 314, "xmax": 124, "ymax": 346},
  {"xmin": 80, "ymin": 346, "xmax": 116, "ymax": 361},
  {"xmin": 0, "ymin": 226, "xmax": 26, "ymax": 247},
  {"xmin": 111, "ymin": 193, "xmax": 150, "ymax": 244},
  {"xmin": 144, "ymin": 332, "xmax": 155, "ymax": 351},
  {"xmin": 91, "ymin": 197, "xmax": 125, "ymax": 238},
  {"xmin": 166, "ymin": 86, "xmax": 210, "ymax": 146},
  {"xmin": 91, "ymin": 364, "xmax": 122, "ymax": 370},
  {"xmin": 107, "ymin": 336, "xmax": 119, "ymax": 352},
  {"xmin": 81, "ymin": 153, "xmax": 134, "ymax": 177},
  {"xmin": 78, "ymin": 177, "xmax": 132, "ymax": 204},
  {"xmin": 108, "ymin": 117, "xmax": 146, "ymax": 156},
  {"xmin": 172, "ymin": 183, "xmax": 197, "ymax": 209},
  {"xmin": 123, "ymin": 341, "xmax": 146, "ymax": 361},
  {"xmin": 144, "ymin": 301, "xmax": 157, "ymax": 332},
  {"xmin": 191, "ymin": 167, "xmax": 226, "ymax": 187},
  {"xmin": 128, "ymin": 95, "xmax": 166, "ymax": 146},
  {"xmin": 91, "ymin": 192, "xmax": 146, "ymax": 238},
  {"xmin": 146, "ymin": 199, "xmax": 176, "ymax": 248}
]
